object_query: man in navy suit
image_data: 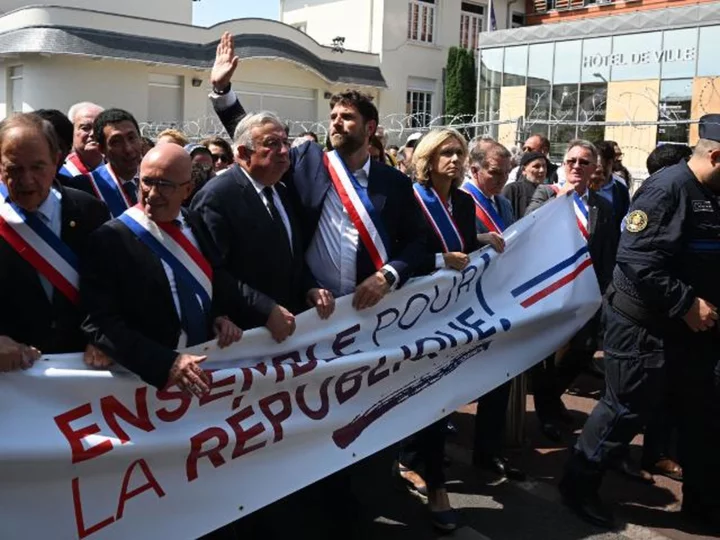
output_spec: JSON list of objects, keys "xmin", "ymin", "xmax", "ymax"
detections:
[
  {"xmin": 208, "ymin": 32, "xmax": 427, "ymax": 310},
  {"xmin": 461, "ymin": 139, "xmax": 527, "ymax": 481}
]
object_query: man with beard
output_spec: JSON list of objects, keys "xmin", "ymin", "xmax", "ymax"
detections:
[
  {"xmin": 208, "ymin": 31, "xmax": 426, "ymax": 311},
  {"xmin": 206, "ymin": 31, "xmax": 427, "ymax": 539},
  {"xmin": 559, "ymin": 117, "xmax": 720, "ymax": 531},
  {"xmin": 526, "ymin": 141, "xmax": 618, "ymax": 444},
  {"xmin": 60, "ymin": 102, "xmax": 104, "ymax": 182},
  {"xmin": 67, "ymin": 109, "xmax": 141, "ymax": 218}
]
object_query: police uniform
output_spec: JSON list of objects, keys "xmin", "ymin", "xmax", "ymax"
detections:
[{"xmin": 560, "ymin": 115, "xmax": 720, "ymax": 530}]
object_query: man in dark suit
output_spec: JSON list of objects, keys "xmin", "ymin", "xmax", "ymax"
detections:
[
  {"xmin": 191, "ymin": 111, "xmax": 334, "ymax": 342},
  {"xmin": 81, "ymin": 143, "xmax": 249, "ymax": 393},
  {"xmin": 461, "ymin": 139, "xmax": 526, "ymax": 481},
  {"xmin": 208, "ymin": 32, "xmax": 427, "ymax": 309},
  {"xmin": 0, "ymin": 113, "xmax": 110, "ymax": 372},
  {"xmin": 594, "ymin": 141, "xmax": 630, "ymax": 231},
  {"xmin": 526, "ymin": 140, "xmax": 619, "ymax": 442},
  {"xmin": 66, "ymin": 108, "xmax": 142, "ymax": 218}
]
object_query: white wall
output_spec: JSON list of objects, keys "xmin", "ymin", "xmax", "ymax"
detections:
[
  {"xmin": 0, "ymin": 0, "xmax": 193, "ymax": 24},
  {"xmin": 282, "ymin": 0, "xmax": 379, "ymax": 52}
]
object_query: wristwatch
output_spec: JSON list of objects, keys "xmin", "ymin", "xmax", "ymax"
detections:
[
  {"xmin": 380, "ymin": 268, "xmax": 397, "ymax": 288},
  {"xmin": 213, "ymin": 83, "xmax": 232, "ymax": 95}
]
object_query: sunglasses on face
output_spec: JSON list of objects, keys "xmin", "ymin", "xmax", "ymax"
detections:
[
  {"xmin": 212, "ymin": 153, "xmax": 230, "ymax": 163},
  {"xmin": 565, "ymin": 157, "xmax": 592, "ymax": 167}
]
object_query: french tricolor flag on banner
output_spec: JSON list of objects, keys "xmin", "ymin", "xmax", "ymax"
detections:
[{"xmin": 510, "ymin": 246, "xmax": 593, "ymax": 309}]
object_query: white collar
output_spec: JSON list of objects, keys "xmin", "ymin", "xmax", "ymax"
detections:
[
  {"xmin": 36, "ymin": 187, "xmax": 62, "ymax": 222},
  {"xmin": 240, "ymin": 166, "xmax": 276, "ymax": 195}
]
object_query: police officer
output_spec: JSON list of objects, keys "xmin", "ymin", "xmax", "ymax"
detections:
[{"xmin": 559, "ymin": 114, "xmax": 720, "ymax": 531}]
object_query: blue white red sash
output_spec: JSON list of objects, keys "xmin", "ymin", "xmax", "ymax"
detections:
[
  {"xmin": 59, "ymin": 153, "xmax": 92, "ymax": 180},
  {"xmin": 324, "ymin": 150, "xmax": 389, "ymax": 270},
  {"xmin": 573, "ymin": 192, "xmax": 590, "ymax": 241},
  {"xmin": 461, "ymin": 181, "xmax": 505, "ymax": 234},
  {"xmin": 90, "ymin": 164, "xmax": 133, "ymax": 218},
  {"xmin": 0, "ymin": 184, "xmax": 80, "ymax": 304},
  {"xmin": 413, "ymin": 183, "xmax": 464, "ymax": 253},
  {"xmin": 118, "ymin": 205, "xmax": 213, "ymax": 312}
]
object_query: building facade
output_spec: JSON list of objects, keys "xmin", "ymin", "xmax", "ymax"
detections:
[
  {"xmin": 478, "ymin": 1, "xmax": 720, "ymax": 173},
  {"xmin": 0, "ymin": 2, "xmax": 386, "ymax": 135},
  {"xmin": 281, "ymin": 0, "xmax": 524, "ymax": 138}
]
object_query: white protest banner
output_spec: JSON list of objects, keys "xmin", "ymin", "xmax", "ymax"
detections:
[{"xmin": 0, "ymin": 196, "xmax": 601, "ymax": 539}]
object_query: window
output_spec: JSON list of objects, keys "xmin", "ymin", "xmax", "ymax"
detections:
[
  {"xmin": 698, "ymin": 25, "xmax": 720, "ymax": 77},
  {"xmin": 503, "ymin": 45, "xmax": 528, "ymax": 87},
  {"xmin": 577, "ymin": 83, "xmax": 607, "ymax": 144},
  {"xmin": 610, "ymin": 32, "xmax": 662, "ymax": 82},
  {"xmin": 511, "ymin": 13, "xmax": 525, "ymax": 28},
  {"xmin": 148, "ymin": 74, "xmax": 184, "ymax": 124},
  {"xmin": 657, "ymin": 79, "xmax": 692, "ymax": 144},
  {"xmin": 408, "ymin": 0, "xmax": 435, "ymax": 44},
  {"xmin": 553, "ymin": 40, "xmax": 582, "ymax": 84},
  {"xmin": 460, "ymin": 2, "xmax": 484, "ymax": 51},
  {"xmin": 406, "ymin": 90, "xmax": 433, "ymax": 128},
  {"xmin": 480, "ymin": 48, "xmax": 503, "ymax": 88},
  {"xmin": 8, "ymin": 65, "xmax": 23, "ymax": 114},
  {"xmin": 528, "ymin": 43, "xmax": 554, "ymax": 85},
  {"xmin": 581, "ymin": 37, "xmax": 611, "ymax": 84},
  {"xmin": 661, "ymin": 29, "xmax": 697, "ymax": 79}
]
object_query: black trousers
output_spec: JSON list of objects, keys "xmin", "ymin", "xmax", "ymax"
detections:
[
  {"xmin": 473, "ymin": 380, "xmax": 512, "ymax": 460},
  {"xmin": 533, "ymin": 314, "xmax": 600, "ymax": 423}
]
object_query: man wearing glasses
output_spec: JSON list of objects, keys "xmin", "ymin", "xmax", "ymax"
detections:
[
  {"xmin": 81, "ymin": 143, "xmax": 255, "ymax": 399},
  {"xmin": 525, "ymin": 140, "xmax": 618, "ymax": 444}
]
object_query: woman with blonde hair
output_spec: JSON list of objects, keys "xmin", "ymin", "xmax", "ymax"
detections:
[{"xmin": 397, "ymin": 128, "xmax": 478, "ymax": 532}]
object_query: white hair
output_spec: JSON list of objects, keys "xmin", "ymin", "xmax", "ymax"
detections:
[
  {"xmin": 67, "ymin": 102, "xmax": 104, "ymax": 124},
  {"xmin": 564, "ymin": 139, "xmax": 598, "ymax": 161},
  {"xmin": 233, "ymin": 111, "xmax": 286, "ymax": 150}
]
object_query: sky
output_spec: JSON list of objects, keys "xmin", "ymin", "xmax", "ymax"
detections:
[{"xmin": 192, "ymin": 0, "xmax": 280, "ymax": 27}]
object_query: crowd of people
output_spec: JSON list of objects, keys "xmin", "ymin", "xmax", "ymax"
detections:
[{"xmin": 0, "ymin": 30, "xmax": 718, "ymax": 538}]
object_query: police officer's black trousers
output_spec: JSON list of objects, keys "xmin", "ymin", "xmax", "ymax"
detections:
[
  {"xmin": 565, "ymin": 303, "xmax": 667, "ymax": 491},
  {"xmin": 669, "ymin": 342, "xmax": 720, "ymax": 512}
]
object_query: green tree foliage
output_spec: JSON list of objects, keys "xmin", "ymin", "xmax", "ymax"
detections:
[{"xmin": 445, "ymin": 47, "xmax": 477, "ymax": 121}]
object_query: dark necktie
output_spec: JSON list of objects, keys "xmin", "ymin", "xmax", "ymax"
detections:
[
  {"xmin": 262, "ymin": 186, "xmax": 291, "ymax": 250},
  {"xmin": 171, "ymin": 220, "xmax": 207, "ymax": 346},
  {"xmin": 123, "ymin": 180, "xmax": 138, "ymax": 205}
]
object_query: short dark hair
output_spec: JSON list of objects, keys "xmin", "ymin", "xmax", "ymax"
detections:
[
  {"xmin": 0, "ymin": 113, "xmax": 60, "ymax": 161},
  {"xmin": 93, "ymin": 108, "xmax": 140, "ymax": 148},
  {"xmin": 388, "ymin": 144, "xmax": 399, "ymax": 151},
  {"xmin": 201, "ymin": 136, "xmax": 233, "ymax": 158},
  {"xmin": 595, "ymin": 140, "xmax": 616, "ymax": 163},
  {"xmin": 298, "ymin": 131, "xmax": 318, "ymax": 143},
  {"xmin": 646, "ymin": 143, "xmax": 692, "ymax": 175},
  {"xmin": 329, "ymin": 90, "xmax": 379, "ymax": 130},
  {"xmin": 526, "ymin": 133, "xmax": 550, "ymax": 152},
  {"xmin": 34, "ymin": 109, "xmax": 73, "ymax": 157}
]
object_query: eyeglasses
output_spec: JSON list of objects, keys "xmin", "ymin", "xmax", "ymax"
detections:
[
  {"xmin": 260, "ymin": 138, "xmax": 291, "ymax": 152},
  {"xmin": 141, "ymin": 177, "xmax": 191, "ymax": 196},
  {"xmin": 212, "ymin": 153, "xmax": 230, "ymax": 163},
  {"xmin": 565, "ymin": 158, "xmax": 592, "ymax": 168}
]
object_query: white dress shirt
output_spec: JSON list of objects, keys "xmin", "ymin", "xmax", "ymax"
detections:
[
  {"xmin": 159, "ymin": 212, "xmax": 202, "ymax": 349},
  {"xmin": 34, "ymin": 188, "xmax": 63, "ymax": 300},
  {"xmin": 434, "ymin": 198, "xmax": 454, "ymax": 269},
  {"xmin": 306, "ymin": 156, "xmax": 399, "ymax": 297},
  {"xmin": 241, "ymin": 168, "xmax": 293, "ymax": 250}
]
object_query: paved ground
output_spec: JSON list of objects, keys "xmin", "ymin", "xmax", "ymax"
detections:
[{"xmin": 351, "ymin": 372, "xmax": 719, "ymax": 540}]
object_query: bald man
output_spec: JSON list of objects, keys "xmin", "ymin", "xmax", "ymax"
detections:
[{"xmin": 81, "ymin": 143, "xmax": 260, "ymax": 395}]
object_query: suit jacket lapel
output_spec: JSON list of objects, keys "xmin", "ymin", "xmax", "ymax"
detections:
[{"xmin": 367, "ymin": 160, "xmax": 387, "ymax": 214}]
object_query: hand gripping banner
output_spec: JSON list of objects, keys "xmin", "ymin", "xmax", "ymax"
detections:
[{"xmin": 0, "ymin": 196, "xmax": 600, "ymax": 539}]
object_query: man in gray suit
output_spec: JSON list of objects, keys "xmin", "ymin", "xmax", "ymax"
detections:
[{"xmin": 527, "ymin": 140, "xmax": 619, "ymax": 442}]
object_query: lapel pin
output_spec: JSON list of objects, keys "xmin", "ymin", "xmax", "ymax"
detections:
[{"xmin": 69, "ymin": 220, "xmax": 77, "ymax": 228}]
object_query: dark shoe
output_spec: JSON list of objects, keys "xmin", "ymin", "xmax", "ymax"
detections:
[
  {"xmin": 429, "ymin": 508, "xmax": 458, "ymax": 532},
  {"xmin": 559, "ymin": 480, "xmax": 615, "ymax": 529},
  {"xmin": 612, "ymin": 456, "xmax": 654, "ymax": 484},
  {"xmin": 645, "ymin": 458, "xmax": 682, "ymax": 482},
  {"xmin": 474, "ymin": 455, "xmax": 527, "ymax": 481},
  {"xmin": 540, "ymin": 422, "xmax": 563, "ymax": 443}
]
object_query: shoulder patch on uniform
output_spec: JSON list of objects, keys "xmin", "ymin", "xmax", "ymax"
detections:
[
  {"xmin": 625, "ymin": 210, "xmax": 648, "ymax": 233},
  {"xmin": 692, "ymin": 200, "xmax": 713, "ymax": 213}
]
